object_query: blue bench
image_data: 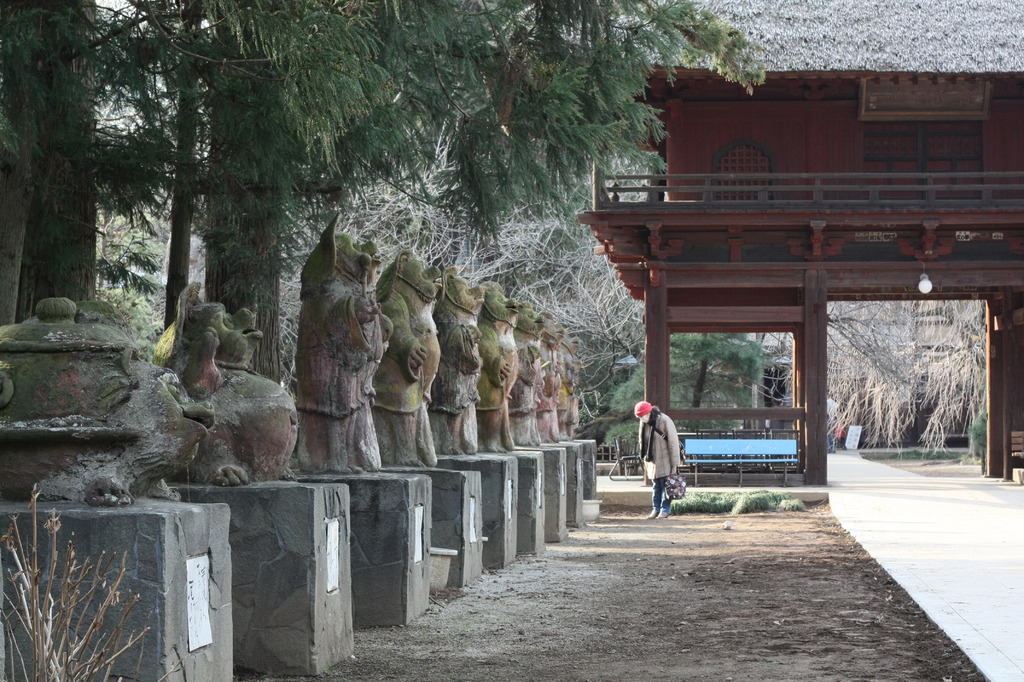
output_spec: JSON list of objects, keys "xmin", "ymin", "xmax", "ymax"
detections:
[{"xmin": 683, "ymin": 438, "xmax": 798, "ymax": 486}]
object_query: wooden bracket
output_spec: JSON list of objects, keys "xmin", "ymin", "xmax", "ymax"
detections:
[
  {"xmin": 647, "ymin": 221, "xmax": 685, "ymax": 260},
  {"xmin": 648, "ymin": 265, "xmax": 663, "ymax": 288},
  {"xmin": 899, "ymin": 219, "xmax": 953, "ymax": 261},
  {"xmin": 728, "ymin": 238, "xmax": 743, "ymax": 262},
  {"xmin": 788, "ymin": 220, "xmax": 844, "ymax": 261}
]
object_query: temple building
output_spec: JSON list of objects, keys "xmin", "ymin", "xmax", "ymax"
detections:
[{"xmin": 580, "ymin": 0, "xmax": 1024, "ymax": 484}]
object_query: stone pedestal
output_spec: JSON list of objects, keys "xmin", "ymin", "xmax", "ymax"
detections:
[
  {"xmin": 539, "ymin": 446, "xmax": 568, "ymax": 543},
  {"xmin": 558, "ymin": 441, "xmax": 585, "ymax": 527},
  {"xmin": 390, "ymin": 467, "xmax": 483, "ymax": 588},
  {"xmin": 1, "ymin": 548, "xmax": 4, "ymax": 682},
  {"xmin": 179, "ymin": 482, "xmax": 353, "ymax": 675},
  {"xmin": 0, "ymin": 501, "xmax": 232, "ymax": 682},
  {"xmin": 298, "ymin": 473, "xmax": 431, "ymax": 628},
  {"xmin": 513, "ymin": 450, "xmax": 545, "ymax": 556},
  {"xmin": 575, "ymin": 439, "xmax": 598, "ymax": 500},
  {"xmin": 435, "ymin": 455, "xmax": 518, "ymax": 570}
]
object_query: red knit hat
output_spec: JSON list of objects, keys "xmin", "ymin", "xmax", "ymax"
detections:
[{"xmin": 634, "ymin": 401, "xmax": 653, "ymax": 418}]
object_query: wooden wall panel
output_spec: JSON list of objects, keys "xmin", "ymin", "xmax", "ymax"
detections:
[
  {"xmin": 984, "ymin": 100, "xmax": 1024, "ymax": 172},
  {"xmin": 670, "ymin": 101, "xmax": 862, "ymax": 174}
]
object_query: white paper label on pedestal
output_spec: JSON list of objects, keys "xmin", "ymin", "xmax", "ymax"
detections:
[
  {"xmin": 469, "ymin": 496, "xmax": 479, "ymax": 543},
  {"xmin": 326, "ymin": 518, "xmax": 340, "ymax": 593},
  {"xmin": 559, "ymin": 461, "xmax": 566, "ymax": 496},
  {"xmin": 186, "ymin": 554, "xmax": 213, "ymax": 652},
  {"xmin": 845, "ymin": 425, "xmax": 863, "ymax": 450},
  {"xmin": 506, "ymin": 479, "xmax": 514, "ymax": 519},
  {"xmin": 414, "ymin": 505, "xmax": 424, "ymax": 563}
]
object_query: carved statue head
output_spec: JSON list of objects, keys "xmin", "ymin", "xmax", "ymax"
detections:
[
  {"xmin": 480, "ymin": 281, "xmax": 520, "ymax": 326},
  {"xmin": 541, "ymin": 311, "xmax": 565, "ymax": 346},
  {"xmin": 154, "ymin": 283, "xmax": 262, "ymax": 374},
  {"xmin": 301, "ymin": 213, "xmax": 381, "ymax": 297},
  {"xmin": 438, "ymin": 267, "xmax": 484, "ymax": 317},
  {"xmin": 377, "ymin": 250, "xmax": 442, "ymax": 305},
  {"xmin": 513, "ymin": 302, "xmax": 544, "ymax": 338}
]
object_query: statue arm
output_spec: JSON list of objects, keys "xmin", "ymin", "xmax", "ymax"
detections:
[
  {"xmin": 180, "ymin": 327, "xmax": 221, "ymax": 400},
  {"xmin": 382, "ymin": 297, "xmax": 425, "ymax": 382}
]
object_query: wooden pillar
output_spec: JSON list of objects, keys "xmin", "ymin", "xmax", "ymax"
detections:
[
  {"xmin": 644, "ymin": 263, "xmax": 670, "ymax": 409},
  {"xmin": 986, "ymin": 298, "xmax": 1005, "ymax": 479},
  {"xmin": 1003, "ymin": 291, "xmax": 1024, "ymax": 480},
  {"xmin": 801, "ymin": 269, "xmax": 828, "ymax": 485},
  {"xmin": 792, "ymin": 325, "xmax": 805, "ymax": 468}
]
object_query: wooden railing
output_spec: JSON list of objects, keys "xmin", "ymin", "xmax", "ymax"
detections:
[{"xmin": 592, "ymin": 170, "xmax": 1024, "ymax": 210}]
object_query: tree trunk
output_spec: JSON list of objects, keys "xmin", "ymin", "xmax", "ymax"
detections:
[
  {"xmin": 165, "ymin": 86, "xmax": 200, "ymax": 329},
  {"xmin": 14, "ymin": 0, "xmax": 97, "ymax": 320},
  {"xmin": 692, "ymin": 358, "xmax": 709, "ymax": 408},
  {"xmin": 163, "ymin": 5, "xmax": 202, "ymax": 330},
  {"xmin": 0, "ymin": 152, "xmax": 32, "ymax": 325},
  {"xmin": 204, "ymin": 204, "xmax": 283, "ymax": 383}
]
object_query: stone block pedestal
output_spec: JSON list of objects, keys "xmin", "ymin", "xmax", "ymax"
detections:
[
  {"xmin": 539, "ymin": 446, "xmax": 568, "ymax": 543},
  {"xmin": 390, "ymin": 467, "xmax": 483, "ymax": 588},
  {"xmin": 179, "ymin": 482, "xmax": 353, "ymax": 675},
  {"xmin": 575, "ymin": 439, "xmax": 598, "ymax": 500},
  {"xmin": 513, "ymin": 450, "xmax": 545, "ymax": 556},
  {"xmin": 0, "ymin": 500, "xmax": 232, "ymax": 682},
  {"xmin": 435, "ymin": 455, "xmax": 518, "ymax": 570},
  {"xmin": 558, "ymin": 441, "xmax": 585, "ymax": 527},
  {"xmin": 299, "ymin": 473, "xmax": 431, "ymax": 628}
]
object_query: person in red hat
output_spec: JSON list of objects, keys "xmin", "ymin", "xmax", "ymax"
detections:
[{"xmin": 634, "ymin": 401, "xmax": 681, "ymax": 518}]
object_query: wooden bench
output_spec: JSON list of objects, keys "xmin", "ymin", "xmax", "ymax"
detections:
[
  {"xmin": 683, "ymin": 438, "xmax": 798, "ymax": 486},
  {"xmin": 1012, "ymin": 431, "xmax": 1024, "ymax": 458}
]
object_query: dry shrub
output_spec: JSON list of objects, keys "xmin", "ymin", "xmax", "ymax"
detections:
[{"xmin": 2, "ymin": 488, "xmax": 152, "ymax": 682}]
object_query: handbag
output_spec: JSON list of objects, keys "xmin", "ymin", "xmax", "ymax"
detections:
[{"xmin": 663, "ymin": 473, "xmax": 687, "ymax": 500}]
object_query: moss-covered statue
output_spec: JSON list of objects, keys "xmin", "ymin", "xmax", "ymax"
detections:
[
  {"xmin": 428, "ymin": 268, "xmax": 484, "ymax": 456},
  {"xmin": 509, "ymin": 302, "xmax": 544, "ymax": 447},
  {"xmin": 475, "ymin": 282, "xmax": 520, "ymax": 453},
  {"xmin": 558, "ymin": 334, "xmax": 581, "ymax": 440},
  {"xmin": 294, "ymin": 216, "xmax": 390, "ymax": 474},
  {"xmin": 154, "ymin": 283, "xmax": 298, "ymax": 486},
  {"xmin": 0, "ymin": 298, "xmax": 213, "ymax": 506},
  {"xmin": 372, "ymin": 251, "xmax": 442, "ymax": 467},
  {"xmin": 537, "ymin": 312, "xmax": 565, "ymax": 443}
]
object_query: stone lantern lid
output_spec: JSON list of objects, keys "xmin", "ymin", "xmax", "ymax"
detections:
[{"xmin": 0, "ymin": 298, "xmax": 135, "ymax": 353}]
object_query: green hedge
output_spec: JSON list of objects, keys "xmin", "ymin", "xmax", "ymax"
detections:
[{"xmin": 669, "ymin": 490, "xmax": 806, "ymax": 515}]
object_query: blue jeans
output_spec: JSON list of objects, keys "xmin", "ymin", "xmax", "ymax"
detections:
[{"xmin": 651, "ymin": 476, "xmax": 671, "ymax": 514}]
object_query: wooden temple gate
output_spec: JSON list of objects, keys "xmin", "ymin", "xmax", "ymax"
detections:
[{"xmin": 579, "ymin": 71, "xmax": 1024, "ymax": 486}]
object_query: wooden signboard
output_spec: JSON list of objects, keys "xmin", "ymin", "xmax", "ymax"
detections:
[{"xmin": 859, "ymin": 78, "xmax": 990, "ymax": 121}]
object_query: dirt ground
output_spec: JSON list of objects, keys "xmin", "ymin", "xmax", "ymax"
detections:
[{"xmin": 241, "ymin": 458, "xmax": 984, "ymax": 682}]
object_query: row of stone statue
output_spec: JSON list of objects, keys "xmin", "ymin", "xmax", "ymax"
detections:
[{"xmin": 0, "ymin": 216, "xmax": 580, "ymax": 505}]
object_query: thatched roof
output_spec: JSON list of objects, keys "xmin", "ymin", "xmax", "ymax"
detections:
[{"xmin": 702, "ymin": 0, "xmax": 1024, "ymax": 74}]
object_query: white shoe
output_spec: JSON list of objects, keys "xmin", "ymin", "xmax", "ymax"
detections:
[
  {"xmin": 646, "ymin": 510, "xmax": 659, "ymax": 519},
  {"xmin": 658, "ymin": 511, "xmax": 670, "ymax": 519}
]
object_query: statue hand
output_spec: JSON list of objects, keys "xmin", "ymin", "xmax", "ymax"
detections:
[
  {"xmin": 407, "ymin": 343, "xmax": 426, "ymax": 377},
  {"xmin": 355, "ymin": 298, "xmax": 379, "ymax": 325}
]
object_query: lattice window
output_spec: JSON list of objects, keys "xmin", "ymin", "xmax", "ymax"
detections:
[
  {"xmin": 864, "ymin": 122, "xmax": 982, "ymax": 172},
  {"xmin": 713, "ymin": 139, "xmax": 774, "ymax": 201},
  {"xmin": 864, "ymin": 122, "xmax": 982, "ymax": 198}
]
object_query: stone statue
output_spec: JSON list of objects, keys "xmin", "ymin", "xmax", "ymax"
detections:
[
  {"xmin": 509, "ymin": 302, "xmax": 544, "ymax": 447},
  {"xmin": 0, "ymin": 297, "xmax": 212, "ymax": 506},
  {"xmin": 558, "ymin": 334, "xmax": 581, "ymax": 440},
  {"xmin": 372, "ymin": 250, "xmax": 441, "ymax": 467},
  {"xmin": 154, "ymin": 283, "xmax": 298, "ymax": 486},
  {"xmin": 536, "ymin": 312, "xmax": 564, "ymax": 443},
  {"xmin": 294, "ymin": 216, "xmax": 389, "ymax": 474},
  {"xmin": 475, "ymin": 282, "xmax": 520, "ymax": 453},
  {"xmin": 428, "ymin": 268, "xmax": 484, "ymax": 456}
]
